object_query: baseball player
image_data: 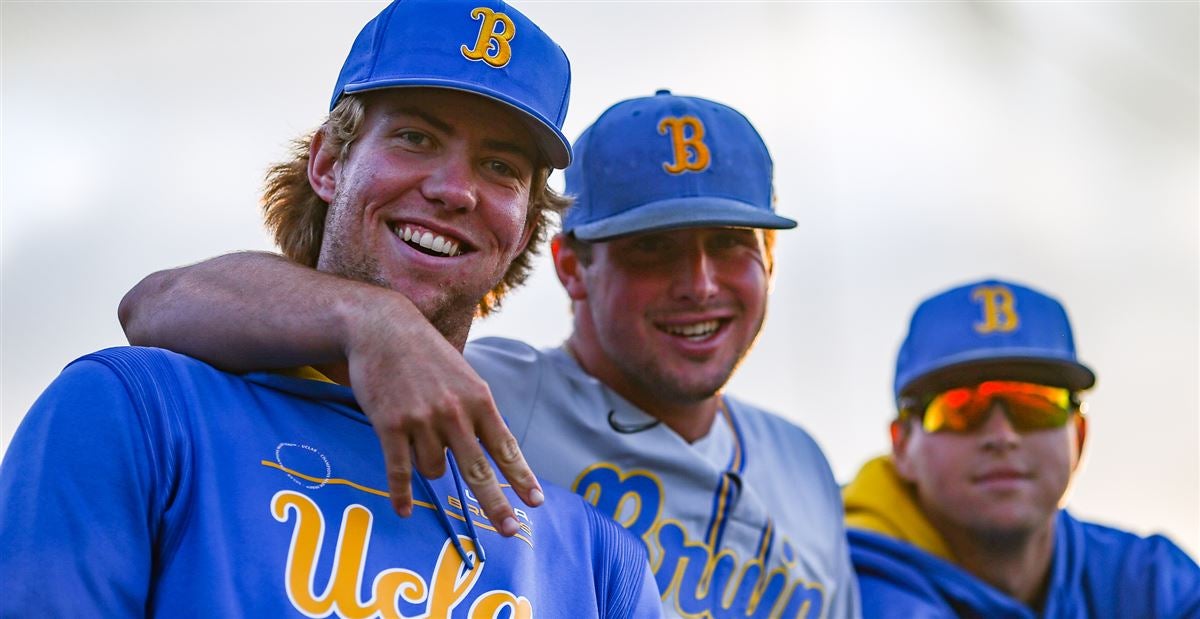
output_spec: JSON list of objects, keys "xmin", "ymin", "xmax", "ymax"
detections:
[
  {"xmin": 118, "ymin": 91, "xmax": 861, "ymax": 618},
  {"xmin": 0, "ymin": 1, "xmax": 662, "ymax": 616},
  {"xmin": 843, "ymin": 278, "xmax": 1200, "ymax": 616}
]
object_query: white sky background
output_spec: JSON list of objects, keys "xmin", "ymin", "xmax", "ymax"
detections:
[{"xmin": 2, "ymin": 1, "xmax": 1197, "ymax": 557}]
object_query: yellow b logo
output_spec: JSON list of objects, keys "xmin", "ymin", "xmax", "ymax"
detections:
[
  {"xmin": 972, "ymin": 285, "xmax": 1020, "ymax": 333},
  {"xmin": 658, "ymin": 116, "xmax": 711, "ymax": 174},
  {"xmin": 460, "ymin": 7, "xmax": 515, "ymax": 68}
]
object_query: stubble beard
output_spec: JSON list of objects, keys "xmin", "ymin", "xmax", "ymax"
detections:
[
  {"xmin": 317, "ymin": 197, "xmax": 476, "ymax": 346},
  {"xmin": 971, "ymin": 524, "xmax": 1039, "ymax": 556},
  {"xmin": 925, "ymin": 494, "xmax": 1049, "ymax": 561},
  {"xmin": 605, "ymin": 328, "xmax": 759, "ymax": 409},
  {"xmin": 645, "ymin": 309, "xmax": 763, "ymax": 407}
]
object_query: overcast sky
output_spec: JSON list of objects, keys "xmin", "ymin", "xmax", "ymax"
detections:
[{"xmin": 3, "ymin": 0, "xmax": 1197, "ymax": 557}]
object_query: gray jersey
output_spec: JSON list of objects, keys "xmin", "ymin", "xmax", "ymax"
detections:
[{"xmin": 466, "ymin": 337, "xmax": 860, "ymax": 619}]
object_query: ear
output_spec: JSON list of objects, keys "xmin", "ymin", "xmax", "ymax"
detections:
[
  {"xmin": 890, "ymin": 418, "xmax": 917, "ymax": 482},
  {"xmin": 308, "ymin": 126, "xmax": 339, "ymax": 204},
  {"xmin": 551, "ymin": 235, "xmax": 588, "ymax": 301},
  {"xmin": 1070, "ymin": 413, "xmax": 1088, "ymax": 470}
]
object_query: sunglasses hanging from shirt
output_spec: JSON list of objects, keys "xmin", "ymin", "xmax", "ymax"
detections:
[{"xmin": 899, "ymin": 381, "xmax": 1082, "ymax": 434}]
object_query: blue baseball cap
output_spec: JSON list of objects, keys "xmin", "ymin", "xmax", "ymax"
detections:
[
  {"xmin": 561, "ymin": 90, "xmax": 797, "ymax": 241},
  {"xmin": 331, "ymin": 0, "xmax": 572, "ymax": 169},
  {"xmin": 894, "ymin": 278, "xmax": 1096, "ymax": 399}
]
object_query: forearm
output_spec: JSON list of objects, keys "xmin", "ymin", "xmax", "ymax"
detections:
[
  {"xmin": 119, "ymin": 251, "xmax": 543, "ymax": 527},
  {"xmin": 119, "ymin": 251, "xmax": 417, "ymax": 373}
]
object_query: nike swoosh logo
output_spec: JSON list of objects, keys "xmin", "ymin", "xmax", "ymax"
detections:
[{"xmin": 607, "ymin": 409, "xmax": 661, "ymax": 434}]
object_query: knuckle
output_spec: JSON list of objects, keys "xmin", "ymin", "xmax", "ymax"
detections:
[
  {"xmin": 419, "ymin": 452, "xmax": 448, "ymax": 475},
  {"xmin": 435, "ymin": 409, "xmax": 472, "ymax": 436},
  {"xmin": 431, "ymin": 393, "xmax": 472, "ymax": 423},
  {"xmin": 464, "ymin": 380, "xmax": 495, "ymax": 408},
  {"xmin": 376, "ymin": 416, "xmax": 412, "ymax": 434},
  {"xmin": 460, "ymin": 456, "xmax": 496, "ymax": 485},
  {"xmin": 429, "ymin": 391, "xmax": 455, "ymax": 412},
  {"xmin": 388, "ymin": 461, "xmax": 412, "ymax": 479},
  {"xmin": 493, "ymin": 436, "xmax": 523, "ymax": 465}
]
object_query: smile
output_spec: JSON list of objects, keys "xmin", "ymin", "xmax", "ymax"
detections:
[
  {"xmin": 391, "ymin": 224, "xmax": 466, "ymax": 258},
  {"xmin": 657, "ymin": 319, "xmax": 722, "ymax": 341}
]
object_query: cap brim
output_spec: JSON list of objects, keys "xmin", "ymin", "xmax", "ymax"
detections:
[
  {"xmin": 342, "ymin": 79, "xmax": 571, "ymax": 169},
  {"xmin": 900, "ymin": 351, "xmax": 1097, "ymax": 397},
  {"xmin": 569, "ymin": 196, "xmax": 797, "ymax": 241}
]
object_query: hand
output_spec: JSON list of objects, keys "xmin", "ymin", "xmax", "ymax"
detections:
[{"xmin": 342, "ymin": 298, "xmax": 543, "ymax": 536}]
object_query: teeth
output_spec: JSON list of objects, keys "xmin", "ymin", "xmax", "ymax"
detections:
[
  {"xmin": 663, "ymin": 320, "xmax": 720, "ymax": 340},
  {"xmin": 394, "ymin": 225, "xmax": 462, "ymax": 257}
]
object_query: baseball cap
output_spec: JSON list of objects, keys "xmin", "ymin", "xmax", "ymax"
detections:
[
  {"xmin": 331, "ymin": 0, "xmax": 572, "ymax": 169},
  {"xmin": 561, "ymin": 90, "xmax": 797, "ymax": 241},
  {"xmin": 894, "ymin": 278, "xmax": 1096, "ymax": 399}
]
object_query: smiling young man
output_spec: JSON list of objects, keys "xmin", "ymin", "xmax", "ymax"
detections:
[
  {"xmin": 550, "ymin": 225, "xmax": 769, "ymax": 440},
  {"xmin": 466, "ymin": 92, "xmax": 860, "ymax": 617},
  {"xmin": 0, "ymin": 1, "xmax": 662, "ymax": 616},
  {"xmin": 843, "ymin": 278, "xmax": 1200, "ymax": 617},
  {"xmin": 117, "ymin": 91, "xmax": 861, "ymax": 617}
]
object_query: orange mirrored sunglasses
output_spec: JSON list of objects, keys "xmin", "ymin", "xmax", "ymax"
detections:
[{"xmin": 899, "ymin": 381, "xmax": 1081, "ymax": 433}]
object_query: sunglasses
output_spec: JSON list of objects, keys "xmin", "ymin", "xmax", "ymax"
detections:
[{"xmin": 899, "ymin": 381, "xmax": 1081, "ymax": 434}]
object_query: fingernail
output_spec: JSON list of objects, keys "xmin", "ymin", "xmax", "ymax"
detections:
[
  {"xmin": 530, "ymin": 488, "xmax": 544, "ymax": 505},
  {"xmin": 501, "ymin": 517, "xmax": 520, "ymax": 537}
]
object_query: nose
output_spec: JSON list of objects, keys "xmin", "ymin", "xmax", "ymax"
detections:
[
  {"xmin": 420, "ymin": 154, "xmax": 478, "ymax": 212},
  {"xmin": 670, "ymin": 243, "xmax": 720, "ymax": 303},
  {"xmin": 978, "ymin": 402, "xmax": 1020, "ymax": 452}
]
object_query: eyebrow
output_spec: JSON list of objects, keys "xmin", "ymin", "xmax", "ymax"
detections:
[
  {"xmin": 391, "ymin": 106, "xmax": 536, "ymax": 164},
  {"xmin": 394, "ymin": 106, "xmax": 453, "ymax": 135}
]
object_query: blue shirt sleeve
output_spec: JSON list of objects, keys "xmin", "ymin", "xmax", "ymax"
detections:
[
  {"xmin": 1143, "ymin": 534, "xmax": 1200, "ymax": 619},
  {"xmin": 583, "ymin": 502, "xmax": 664, "ymax": 618},
  {"xmin": 0, "ymin": 358, "xmax": 166, "ymax": 616},
  {"xmin": 1077, "ymin": 523, "xmax": 1200, "ymax": 619}
]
